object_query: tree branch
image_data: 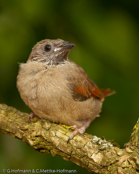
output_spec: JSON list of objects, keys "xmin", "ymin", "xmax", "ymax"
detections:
[{"xmin": 0, "ymin": 104, "xmax": 139, "ymax": 173}]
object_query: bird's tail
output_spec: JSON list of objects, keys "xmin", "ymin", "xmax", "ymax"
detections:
[{"xmin": 101, "ymin": 88, "xmax": 116, "ymax": 97}]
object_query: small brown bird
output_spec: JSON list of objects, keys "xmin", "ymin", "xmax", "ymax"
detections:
[{"xmin": 17, "ymin": 39, "xmax": 114, "ymax": 140}]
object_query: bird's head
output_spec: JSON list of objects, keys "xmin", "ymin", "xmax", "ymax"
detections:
[{"xmin": 28, "ymin": 39, "xmax": 75, "ymax": 65}]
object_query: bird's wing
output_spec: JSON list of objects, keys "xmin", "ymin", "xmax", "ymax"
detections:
[
  {"xmin": 67, "ymin": 65, "xmax": 104, "ymax": 101},
  {"xmin": 70, "ymin": 77, "xmax": 104, "ymax": 101},
  {"xmin": 67, "ymin": 64, "xmax": 115, "ymax": 101}
]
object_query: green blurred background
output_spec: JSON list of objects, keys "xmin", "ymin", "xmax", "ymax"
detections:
[{"xmin": 0, "ymin": 0, "xmax": 138, "ymax": 173}]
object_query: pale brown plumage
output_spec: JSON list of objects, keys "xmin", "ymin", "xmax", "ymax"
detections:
[{"xmin": 17, "ymin": 39, "xmax": 115, "ymax": 140}]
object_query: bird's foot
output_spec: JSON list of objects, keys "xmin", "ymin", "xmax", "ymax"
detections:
[
  {"xmin": 68, "ymin": 125, "xmax": 86, "ymax": 140},
  {"xmin": 68, "ymin": 121, "xmax": 91, "ymax": 141},
  {"xmin": 28, "ymin": 112, "xmax": 37, "ymax": 122}
]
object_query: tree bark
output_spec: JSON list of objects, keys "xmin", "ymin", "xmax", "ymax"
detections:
[{"xmin": 0, "ymin": 103, "xmax": 139, "ymax": 174}]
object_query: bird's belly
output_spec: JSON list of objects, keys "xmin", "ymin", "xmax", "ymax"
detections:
[
  {"xmin": 28, "ymin": 80, "xmax": 102, "ymax": 128},
  {"xmin": 17, "ymin": 64, "xmax": 102, "ymax": 128}
]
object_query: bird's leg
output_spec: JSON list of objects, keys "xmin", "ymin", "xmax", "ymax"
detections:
[
  {"xmin": 68, "ymin": 120, "xmax": 91, "ymax": 141},
  {"xmin": 28, "ymin": 112, "xmax": 37, "ymax": 122}
]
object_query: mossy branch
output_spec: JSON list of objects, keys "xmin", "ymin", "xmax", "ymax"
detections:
[{"xmin": 0, "ymin": 104, "xmax": 139, "ymax": 173}]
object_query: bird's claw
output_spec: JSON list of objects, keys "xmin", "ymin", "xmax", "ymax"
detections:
[
  {"xmin": 28, "ymin": 112, "xmax": 36, "ymax": 122},
  {"xmin": 68, "ymin": 125, "xmax": 86, "ymax": 142}
]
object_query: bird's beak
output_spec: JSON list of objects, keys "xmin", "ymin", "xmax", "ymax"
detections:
[
  {"xmin": 62, "ymin": 41, "xmax": 75, "ymax": 50},
  {"xmin": 53, "ymin": 41, "xmax": 75, "ymax": 63},
  {"xmin": 54, "ymin": 41, "xmax": 75, "ymax": 53}
]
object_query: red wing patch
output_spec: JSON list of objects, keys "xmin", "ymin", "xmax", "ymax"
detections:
[{"xmin": 72, "ymin": 77, "xmax": 104, "ymax": 101}]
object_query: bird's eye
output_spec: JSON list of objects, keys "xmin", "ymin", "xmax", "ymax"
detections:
[{"xmin": 44, "ymin": 44, "xmax": 51, "ymax": 52}]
